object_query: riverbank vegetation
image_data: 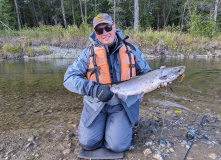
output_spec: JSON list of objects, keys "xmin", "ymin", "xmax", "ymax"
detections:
[
  {"xmin": 0, "ymin": 0, "xmax": 221, "ymax": 58},
  {"xmin": 0, "ymin": 24, "xmax": 221, "ymax": 58}
]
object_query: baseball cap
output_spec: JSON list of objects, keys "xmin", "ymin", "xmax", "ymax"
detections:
[{"xmin": 93, "ymin": 13, "xmax": 113, "ymax": 29}]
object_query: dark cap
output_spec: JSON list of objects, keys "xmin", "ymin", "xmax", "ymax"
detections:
[{"xmin": 93, "ymin": 13, "xmax": 113, "ymax": 29}]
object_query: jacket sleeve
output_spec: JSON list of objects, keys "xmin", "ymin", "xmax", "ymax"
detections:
[
  {"xmin": 63, "ymin": 47, "xmax": 95, "ymax": 95},
  {"xmin": 129, "ymin": 43, "xmax": 152, "ymax": 75}
]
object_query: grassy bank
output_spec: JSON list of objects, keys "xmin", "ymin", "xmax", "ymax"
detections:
[{"xmin": 0, "ymin": 24, "xmax": 221, "ymax": 58}]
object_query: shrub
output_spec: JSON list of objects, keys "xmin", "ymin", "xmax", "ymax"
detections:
[
  {"xmin": 2, "ymin": 44, "xmax": 22, "ymax": 54},
  {"xmin": 38, "ymin": 45, "xmax": 50, "ymax": 54},
  {"xmin": 25, "ymin": 46, "xmax": 35, "ymax": 57}
]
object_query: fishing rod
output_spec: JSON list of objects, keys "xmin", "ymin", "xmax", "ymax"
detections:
[{"xmin": 183, "ymin": 115, "xmax": 207, "ymax": 160}]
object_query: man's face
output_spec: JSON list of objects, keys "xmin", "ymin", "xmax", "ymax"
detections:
[{"xmin": 95, "ymin": 23, "xmax": 116, "ymax": 46}]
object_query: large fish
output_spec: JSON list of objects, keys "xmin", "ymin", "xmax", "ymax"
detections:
[{"xmin": 110, "ymin": 66, "xmax": 186, "ymax": 102}]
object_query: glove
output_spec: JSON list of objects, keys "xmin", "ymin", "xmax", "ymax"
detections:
[{"xmin": 96, "ymin": 85, "xmax": 114, "ymax": 102}]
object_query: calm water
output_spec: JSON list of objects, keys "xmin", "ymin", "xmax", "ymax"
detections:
[{"xmin": 0, "ymin": 58, "xmax": 220, "ymax": 132}]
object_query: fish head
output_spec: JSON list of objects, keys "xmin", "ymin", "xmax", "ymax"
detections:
[
  {"xmin": 160, "ymin": 66, "xmax": 186, "ymax": 82},
  {"xmin": 110, "ymin": 85, "xmax": 120, "ymax": 93}
]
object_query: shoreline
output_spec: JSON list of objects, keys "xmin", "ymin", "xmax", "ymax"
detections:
[{"xmin": 0, "ymin": 45, "xmax": 221, "ymax": 60}]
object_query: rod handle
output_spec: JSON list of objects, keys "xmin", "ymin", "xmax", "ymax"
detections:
[{"xmin": 200, "ymin": 115, "xmax": 207, "ymax": 128}]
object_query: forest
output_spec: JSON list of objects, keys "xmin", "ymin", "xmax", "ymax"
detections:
[
  {"xmin": 0, "ymin": 0, "xmax": 221, "ymax": 58},
  {"xmin": 0, "ymin": 0, "xmax": 220, "ymax": 37}
]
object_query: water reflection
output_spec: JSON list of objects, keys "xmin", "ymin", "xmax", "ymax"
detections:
[
  {"xmin": 145, "ymin": 57, "xmax": 221, "ymax": 115},
  {"xmin": 0, "ymin": 57, "xmax": 220, "ymax": 133}
]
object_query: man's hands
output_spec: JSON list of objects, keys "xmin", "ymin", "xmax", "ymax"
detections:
[
  {"xmin": 96, "ymin": 85, "xmax": 114, "ymax": 102},
  {"xmin": 158, "ymin": 81, "xmax": 172, "ymax": 88}
]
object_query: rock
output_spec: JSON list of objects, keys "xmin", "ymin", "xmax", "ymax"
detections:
[
  {"xmin": 166, "ymin": 110, "xmax": 174, "ymax": 116},
  {"xmin": 181, "ymin": 140, "xmax": 187, "ymax": 147},
  {"xmin": 143, "ymin": 148, "xmax": 152, "ymax": 156},
  {"xmin": 150, "ymin": 135, "xmax": 155, "ymax": 140},
  {"xmin": 26, "ymin": 148, "xmax": 32, "ymax": 152},
  {"xmin": 208, "ymin": 153, "xmax": 217, "ymax": 159},
  {"xmin": 68, "ymin": 133, "xmax": 74, "ymax": 137},
  {"xmin": 169, "ymin": 147, "xmax": 174, "ymax": 153},
  {"xmin": 186, "ymin": 144, "xmax": 190, "ymax": 149},
  {"xmin": 68, "ymin": 121, "xmax": 74, "ymax": 124},
  {"xmin": 26, "ymin": 143, "xmax": 33, "ymax": 148},
  {"xmin": 159, "ymin": 138, "xmax": 167, "ymax": 148},
  {"xmin": 5, "ymin": 156, "xmax": 10, "ymax": 160},
  {"xmin": 201, "ymin": 139, "xmax": 214, "ymax": 146},
  {"xmin": 174, "ymin": 137, "xmax": 178, "ymax": 141},
  {"xmin": 129, "ymin": 145, "xmax": 134, "ymax": 150},
  {"xmin": 166, "ymin": 140, "xmax": 171, "ymax": 147},
  {"xmin": 63, "ymin": 149, "xmax": 71, "ymax": 155},
  {"xmin": 153, "ymin": 153, "xmax": 163, "ymax": 160},
  {"xmin": 28, "ymin": 136, "xmax": 35, "ymax": 142},
  {"xmin": 145, "ymin": 141, "xmax": 153, "ymax": 147},
  {"xmin": 4, "ymin": 150, "xmax": 13, "ymax": 157},
  {"xmin": 34, "ymin": 144, "xmax": 39, "ymax": 148},
  {"xmin": 34, "ymin": 154, "xmax": 40, "ymax": 157}
]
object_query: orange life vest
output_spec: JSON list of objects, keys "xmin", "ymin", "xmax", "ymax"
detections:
[{"xmin": 87, "ymin": 43, "xmax": 136, "ymax": 86}]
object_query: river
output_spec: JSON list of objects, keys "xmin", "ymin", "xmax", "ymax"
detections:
[{"xmin": 0, "ymin": 57, "xmax": 220, "ymax": 134}]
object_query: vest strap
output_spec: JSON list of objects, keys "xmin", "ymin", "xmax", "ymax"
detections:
[
  {"xmin": 123, "ymin": 40, "xmax": 134, "ymax": 78},
  {"xmin": 89, "ymin": 45, "xmax": 100, "ymax": 83}
]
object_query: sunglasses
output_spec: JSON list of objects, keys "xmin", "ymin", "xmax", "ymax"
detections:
[{"xmin": 95, "ymin": 24, "xmax": 113, "ymax": 35}]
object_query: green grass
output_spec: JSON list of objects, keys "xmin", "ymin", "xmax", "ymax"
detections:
[{"xmin": 0, "ymin": 24, "xmax": 220, "ymax": 57}]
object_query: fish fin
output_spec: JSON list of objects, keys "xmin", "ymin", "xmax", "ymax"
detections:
[
  {"xmin": 167, "ymin": 84, "xmax": 174, "ymax": 93},
  {"xmin": 159, "ymin": 66, "xmax": 166, "ymax": 69},
  {"xmin": 137, "ymin": 93, "xmax": 144, "ymax": 102},
  {"xmin": 117, "ymin": 94, "xmax": 128, "ymax": 102}
]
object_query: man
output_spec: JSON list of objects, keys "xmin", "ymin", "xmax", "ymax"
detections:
[{"xmin": 63, "ymin": 13, "xmax": 165, "ymax": 153}]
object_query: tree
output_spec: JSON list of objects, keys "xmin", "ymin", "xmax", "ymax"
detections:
[
  {"xmin": 71, "ymin": 0, "xmax": 76, "ymax": 25},
  {"xmin": 0, "ymin": 0, "xmax": 219, "ymax": 34},
  {"xmin": 214, "ymin": 0, "xmax": 220, "ymax": 23},
  {"xmin": 61, "ymin": 0, "xmax": 67, "ymax": 27},
  {"xmin": 31, "ymin": 0, "xmax": 39, "ymax": 27},
  {"xmin": 180, "ymin": 0, "xmax": 188, "ymax": 32},
  {"xmin": 85, "ymin": 0, "xmax": 87, "ymax": 23},
  {"xmin": 37, "ymin": 0, "xmax": 44, "ymax": 25},
  {"xmin": 0, "ymin": 0, "xmax": 17, "ymax": 29},
  {"xmin": 134, "ymin": 0, "xmax": 139, "ymax": 32},
  {"xmin": 14, "ymin": 0, "xmax": 21, "ymax": 30},
  {"xmin": 114, "ymin": 0, "xmax": 116, "ymax": 23},
  {"xmin": 95, "ymin": 0, "xmax": 97, "ymax": 13},
  {"xmin": 79, "ymin": 0, "xmax": 84, "ymax": 23},
  {"xmin": 162, "ymin": 0, "xmax": 173, "ymax": 30}
]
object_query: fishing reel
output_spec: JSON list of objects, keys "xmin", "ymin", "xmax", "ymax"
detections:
[
  {"xmin": 185, "ymin": 115, "xmax": 207, "ymax": 141},
  {"xmin": 184, "ymin": 115, "xmax": 207, "ymax": 160},
  {"xmin": 186, "ymin": 129, "xmax": 197, "ymax": 140}
]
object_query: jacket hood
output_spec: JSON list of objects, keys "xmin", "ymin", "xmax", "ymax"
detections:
[{"xmin": 89, "ymin": 29, "xmax": 123, "ymax": 46}]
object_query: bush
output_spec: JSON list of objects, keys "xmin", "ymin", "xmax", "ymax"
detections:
[
  {"xmin": 188, "ymin": 14, "xmax": 219, "ymax": 38},
  {"xmin": 2, "ymin": 44, "xmax": 22, "ymax": 54},
  {"xmin": 38, "ymin": 45, "xmax": 50, "ymax": 54},
  {"xmin": 25, "ymin": 46, "xmax": 35, "ymax": 57}
]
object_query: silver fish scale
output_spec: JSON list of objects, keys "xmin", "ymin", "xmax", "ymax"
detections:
[{"xmin": 110, "ymin": 66, "xmax": 186, "ymax": 102}]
